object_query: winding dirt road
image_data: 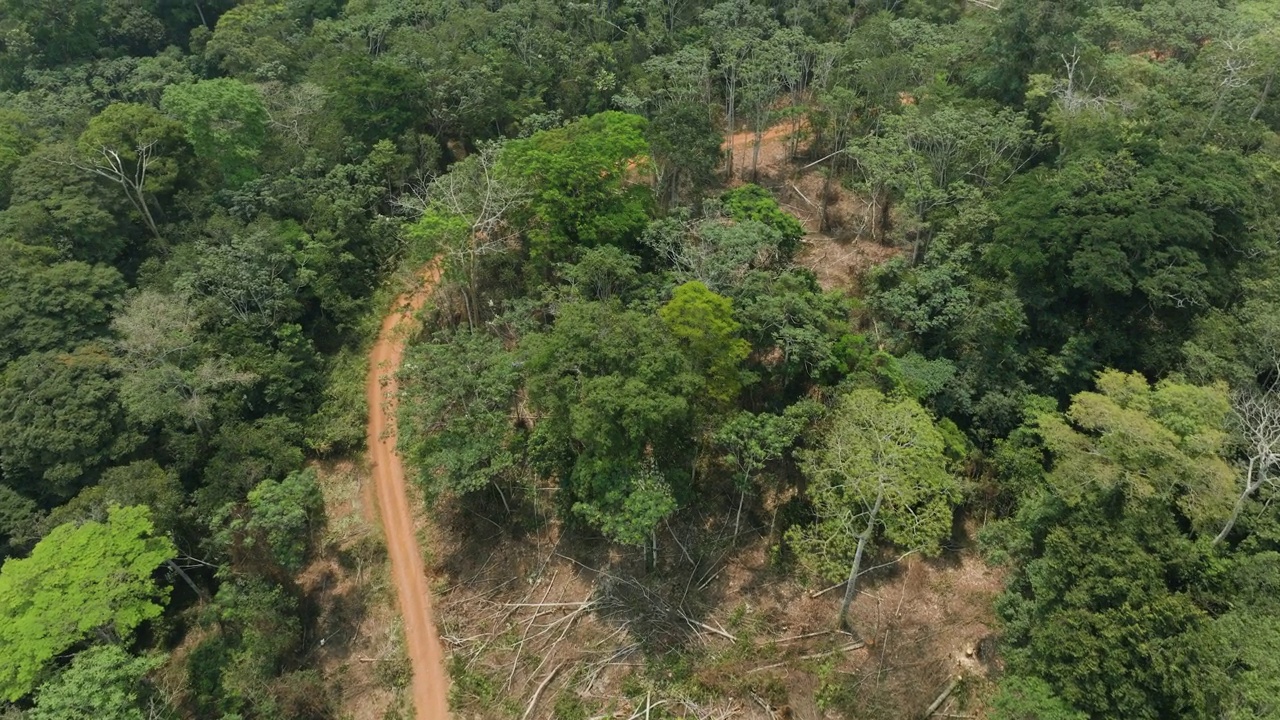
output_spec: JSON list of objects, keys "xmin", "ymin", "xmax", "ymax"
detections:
[{"xmin": 366, "ymin": 267, "xmax": 451, "ymax": 720}]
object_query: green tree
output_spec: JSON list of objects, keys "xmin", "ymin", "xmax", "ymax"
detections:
[
  {"xmin": 643, "ymin": 72, "xmax": 722, "ymax": 210},
  {"xmin": 48, "ymin": 461, "xmax": 184, "ymax": 539},
  {"xmin": 715, "ymin": 408, "xmax": 807, "ymax": 536},
  {"xmin": 987, "ymin": 372, "xmax": 1255, "ymax": 719},
  {"xmin": 734, "ymin": 268, "xmax": 859, "ymax": 390},
  {"xmin": 0, "ymin": 347, "xmax": 133, "ymax": 499},
  {"xmin": 788, "ymin": 388, "xmax": 960, "ymax": 630},
  {"xmin": 642, "ymin": 214, "xmax": 785, "ymax": 292},
  {"xmin": 203, "ymin": 0, "xmax": 301, "ymax": 79},
  {"xmin": 659, "ymin": 280, "xmax": 751, "ymax": 404},
  {"xmin": 0, "ymin": 485, "xmax": 41, "ymax": 560},
  {"xmin": 0, "ymin": 0, "xmax": 106, "ymax": 85},
  {"xmin": 0, "ymin": 241, "xmax": 125, "ymax": 366},
  {"xmin": 989, "ymin": 146, "xmax": 1267, "ymax": 387},
  {"xmin": 0, "ymin": 110, "xmax": 32, "ymax": 204},
  {"xmin": 162, "ymin": 78, "xmax": 268, "ymax": 187},
  {"xmin": 701, "ymin": 0, "xmax": 777, "ymax": 176},
  {"xmin": 561, "ymin": 246, "xmax": 642, "ymax": 302},
  {"xmin": 30, "ymin": 645, "xmax": 164, "ymax": 720},
  {"xmin": 992, "ymin": 676, "xmax": 1087, "ymax": 720},
  {"xmin": 524, "ymin": 301, "xmax": 698, "ymax": 543},
  {"xmin": 1, "ymin": 143, "xmax": 124, "ymax": 264},
  {"xmin": 198, "ymin": 415, "xmax": 305, "ymax": 513},
  {"xmin": 573, "ymin": 459, "xmax": 676, "ymax": 568},
  {"xmin": 0, "ymin": 505, "xmax": 175, "ymax": 701},
  {"xmin": 398, "ymin": 330, "xmax": 522, "ymax": 501},
  {"xmin": 993, "ymin": 499, "xmax": 1222, "ymax": 720},
  {"xmin": 218, "ymin": 469, "xmax": 322, "ymax": 574},
  {"xmin": 174, "ymin": 218, "xmax": 316, "ymax": 331},
  {"xmin": 504, "ymin": 112, "xmax": 652, "ymax": 271},
  {"xmin": 849, "ymin": 103, "xmax": 1032, "ymax": 254},
  {"xmin": 720, "ymin": 184, "xmax": 805, "ymax": 258},
  {"xmin": 1210, "ymin": 609, "xmax": 1280, "ymax": 720}
]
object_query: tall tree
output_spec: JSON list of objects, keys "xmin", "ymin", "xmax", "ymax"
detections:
[
  {"xmin": 162, "ymin": 78, "xmax": 268, "ymax": 187},
  {"xmin": 406, "ymin": 143, "xmax": 528, "ymax": 328},
  {"xmin": 0, "ymin": 241, "xmax": 125, "ymax": 366},
  {"xmin": 788, "ymin": 388, "xmax": 960, "ymax": 630},
  {"xmin": 111, "ymin": 290, "xmax": 255, "ymax": 434},
  {"xmin": 701, "ymin": 0, "xmax": 778, "ymax": 176},
  {"xmin": 849, "ymin": 103, "xmax": 1032, "ymax": 253},
  {"xmin": 715, "ymin": 408, "xmax": 806, "ymax": 536},
  {"xmin": 0, "ymin": 505, "xmax": 175, "ymax": 701}
]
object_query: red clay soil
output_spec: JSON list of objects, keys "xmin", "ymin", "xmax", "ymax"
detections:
[{"xmin": 366, "ymin": 267, "xmax": 451, "ymax": 720}]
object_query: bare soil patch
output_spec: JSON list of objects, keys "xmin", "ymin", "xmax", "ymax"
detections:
[
  {"xmin": 722, "ymin": 117, "xmax": 905, "ymax": 293},
  {"xmin": 427, "ymin": 488, "xmax": 1004, "ymax": 719},
  {"xmin": 366, "ymin": 266, "xmax": 452, "ymax": 719}
]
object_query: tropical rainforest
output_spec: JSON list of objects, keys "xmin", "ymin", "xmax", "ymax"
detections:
[{"xmin": 1, "ymin": 0, "xmax": 1279, "ymax": 718}]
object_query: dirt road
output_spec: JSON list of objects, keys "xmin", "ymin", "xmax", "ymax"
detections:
[{"xmin": 366, "ymin": 268, "xmax": 451, "ymax": 720}]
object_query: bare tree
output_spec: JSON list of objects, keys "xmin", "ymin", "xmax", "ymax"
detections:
[
  {"xmin": 1215, "ymin": 386, "xmax": 1280, "ymax": 544},
  {"xmin": 260, "ymin": 80, "xmax": 328, "ymax": 147},
  {"xmin": 112, "ymin": 291, "xmax": 256, "ymax": 433},
  {"xmin": 1201, "ymin": 34, "xmax": 1255, "ymax": 141},
  {"xmin": 1054, "ymin": 48, "xmax": 1112, "ymax": 116},
  {"xmin": 73, "ymin": 141, "xmax": 164, "ymax": 241},
  {"xmin": 401, "ymin": 143, "xmax": 528, "ymax": 328}
]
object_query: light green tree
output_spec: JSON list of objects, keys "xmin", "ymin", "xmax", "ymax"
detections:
[
  {"xmin": 0, "ymin": 505, "xmax": 175, "ymax": 701},
  {"xmin": 659, "ymin": 280, "xmax": 751, "ymax": 404},
  {"xmin": 788, "ymin": 388, "xmax": 960, "ymax": 630},
  {"xmin": 1035, "ymin": 370, "xmax": 1237, "ymax": 537},
  {"xmin": 30, "ymin": 645, "xmax": 164, "ymax": 720},
  {"xmin": 162, "ymin": 78, "xmax": 268, "ymax": 187}
]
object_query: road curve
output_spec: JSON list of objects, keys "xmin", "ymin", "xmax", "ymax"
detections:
[{"xmin": 366, "ymin": 267, "xmax": 451, "ymax": 720}]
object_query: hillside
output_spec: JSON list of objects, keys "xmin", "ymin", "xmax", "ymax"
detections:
[{"xmin": 1, "ymin": 1, "xmax": 1279, "ymax": 720}]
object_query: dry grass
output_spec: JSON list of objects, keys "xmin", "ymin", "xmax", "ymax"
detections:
[{"xmin": 298, "ymin": 459, "xmax": 411, "ymax": 720}]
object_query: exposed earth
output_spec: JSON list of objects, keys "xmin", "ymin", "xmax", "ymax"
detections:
[{"xmin": 366, "ymin": 267, "xmax": 452, "ymax": 720}]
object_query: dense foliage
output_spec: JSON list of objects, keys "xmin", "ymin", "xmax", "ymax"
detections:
[{"xmin": 0, "ymin": 0, "xmax": 1278, "ymax": 717}]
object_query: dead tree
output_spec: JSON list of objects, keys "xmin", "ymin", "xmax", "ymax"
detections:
[
  {"xmin": 74, "ymin": 141, "xmax": 165, "ymax": 241},
  {"xmin": 400, "ymin": 143, "xmax": 528, "ymax": 329},
  {"xmin": 1215, "ymin": 386, "xmax": 1280, "ymax": 545}
]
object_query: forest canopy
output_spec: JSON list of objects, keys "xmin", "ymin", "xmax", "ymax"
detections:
[{"xmin": 1, "ymin": 0, "xmax": 1279, "ymax": 718}]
